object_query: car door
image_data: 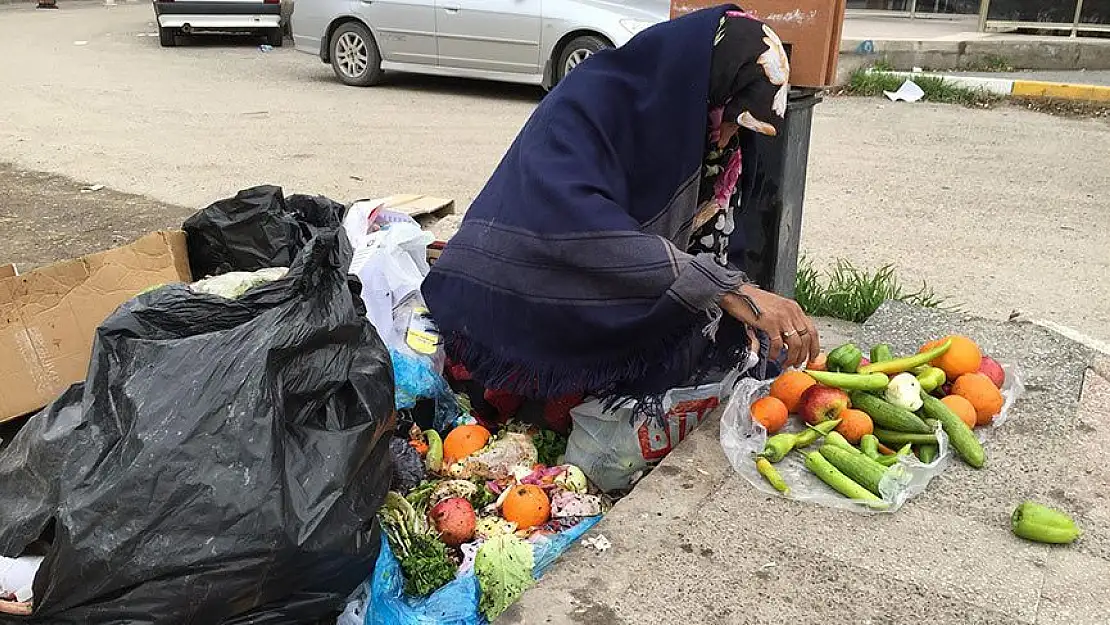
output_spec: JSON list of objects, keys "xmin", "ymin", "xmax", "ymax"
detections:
[
  {"xmin": 357, "ymin": 0, "xmax": 437, "ymax": 66},
  {"xmin": 435, "ymin": 0, "xmax": 542, "ymax": 74}
]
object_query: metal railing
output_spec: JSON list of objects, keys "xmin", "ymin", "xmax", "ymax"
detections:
[{"xmin": 848, "ymin": 0, "xmax": 1110, "ymax": 35}]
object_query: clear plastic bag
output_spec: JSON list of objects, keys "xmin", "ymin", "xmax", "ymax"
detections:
[{"xmin": 720, "ymin": 363, "xmax": 1025, "ymax": 513}]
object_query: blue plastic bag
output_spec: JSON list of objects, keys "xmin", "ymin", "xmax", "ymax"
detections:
[
  {"xmin": 367, "ymin": 515, "xmax": 603, "ymax": 625},
  {"xmin": 390, "ymin": 348, "xmax": 459, "ymax": 430}
]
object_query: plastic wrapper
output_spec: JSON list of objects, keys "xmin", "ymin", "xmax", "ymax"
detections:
[
  {"xmin": 565, "ymin": 371, "xmax": 741, "ymax": 493},
  {"xmin": 366, "ymin": 515, "xmax": 602, "ymax": 625},
  {"xmin": 190, "ymin": 266, "xmax": 288, "ymax": 298},
  {"xmin": 720, "ymin": 363, "xmax": 1025, "ymax": 513},
  {"xmin": 0, "ymin": 230, "xmax": 395, "ymax": 623}
]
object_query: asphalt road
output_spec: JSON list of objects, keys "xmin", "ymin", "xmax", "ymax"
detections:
[{"xmin": 2, "ymin": 1, "xmax": 1109, "ymax": 343}]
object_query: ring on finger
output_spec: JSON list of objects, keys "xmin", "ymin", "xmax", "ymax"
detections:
[
  {"xmin": 781, "ymin": 330, "xmax": 796, "ymax": 338},
  {"xmin": 797, "ymin": 328, "xmax": 809, "ymax": 336}
]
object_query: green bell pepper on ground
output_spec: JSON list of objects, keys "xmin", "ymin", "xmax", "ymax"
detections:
[{"xmin": 827, "ymin": 343, "xmax": 864, "ymax": 373}]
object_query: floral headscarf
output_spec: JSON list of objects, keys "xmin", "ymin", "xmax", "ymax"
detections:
[{"xmin": 688, "ymin": 11, "xmax": 790, "ymax": 267}]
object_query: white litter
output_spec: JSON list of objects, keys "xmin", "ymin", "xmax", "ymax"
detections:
[
  {"xmin": 80, "ymin": 184, "xmax": 105, "ymax": 192},
  {"xmin": 73, "ymin": 41, "xmax": 89, "ymax": 46},
  {"xmin": 582, "ymin": 534, "xmax": 611, "ymax": 554},
  {"xmin": 0, "ymin": 556, "xmax": 43, "ymax": 603},
  {"xmin": 884, "ymin": 79, "xmax": 925, "ymax": 103}
]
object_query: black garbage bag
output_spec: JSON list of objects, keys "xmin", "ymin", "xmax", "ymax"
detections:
[
  {"xmin": 0, "ymin": 229, "xmax": 395, "ymax": 624},
  {"xmin": 183, "ymin": 184, "xmax": 347, "ymax": 279}
]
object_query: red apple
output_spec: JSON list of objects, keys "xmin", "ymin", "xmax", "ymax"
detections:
[
  {"xmin": 798, "ymin": 384, "xmax": 850, "ymax": 425},
  {"xmin": 978, "ymin": 356, "xmax": 1005, "ymax": 389},
  {"xmin": 429, "ymin": 497, "xmax": 476, "ymax": 546}
]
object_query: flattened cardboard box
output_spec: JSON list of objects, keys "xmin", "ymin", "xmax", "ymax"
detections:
[{"xmin": 0, "ymin": 231, "xmax": 192, "ymax": 422}]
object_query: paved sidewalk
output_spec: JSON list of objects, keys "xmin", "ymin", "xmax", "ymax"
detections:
[{"xmin": 507, "ymin": 302, "xmax": 1108, "ymax": 625}]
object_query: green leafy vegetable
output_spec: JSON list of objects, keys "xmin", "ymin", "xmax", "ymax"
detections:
[
  {"xmin": 532, "ymin": 429, "xmax": 568, "ymax": 467},
  {"xmin": 380, "ymin": 491, "xmax": 458, "ymax": 597},
  {"xmin": 469, "ymin": 481, "xmax": 497, "ymax": 509},
  {"xmin": 400, "ymin": 534, "xmax": 458, "ymax": 597},
  {"xmin": 475, "ymin": 534, "xmax": 535, "ymax": 621}
]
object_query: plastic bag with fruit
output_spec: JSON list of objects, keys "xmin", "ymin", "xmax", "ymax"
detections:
[{"xmin": 720, "ymin": 337, "xmax": 1025, "ymax": 514}]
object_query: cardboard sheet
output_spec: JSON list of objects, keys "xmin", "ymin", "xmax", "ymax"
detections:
[{"xmin": 0, "ymin": 231, "xmax": 192, "ymax": 422}]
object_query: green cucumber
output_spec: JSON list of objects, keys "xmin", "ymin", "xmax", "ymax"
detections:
[
  {"xmin": 802, "ymin": 451, "xmax": 882, "ymax": 503},
  {"xmin": 818, "ymin": 444, "xmax": 888, "ymax": 496},
  {"xmin": 919, "ymin": 391, "xmax": 985, "ymax": 468},
  {"xmin": 873, "ymin": 429, "xmax": 938, "ymax": 447},
  {"xmin": 850, "ymin": 391, "xmax": 932, "ymax": 434}
]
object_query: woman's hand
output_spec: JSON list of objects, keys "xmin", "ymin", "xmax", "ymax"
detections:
[{"xmin": 721, "ymin": 285, "xmax": 820, "ymax": 369}]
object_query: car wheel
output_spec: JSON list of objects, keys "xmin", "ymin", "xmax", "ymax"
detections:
[
  {"xmin": 159, "ymin": 26, "xmax": 177, "ymax": 48},
  {"xmin": 330, "ymin": 22, "xmax": 383, "ymax": 87},
  {"xmin": 266, "ymin": 27, "xmax": 283, "ymax": 47},
  {"xmin": 554, "ymin": 35, "xmax": 610, "ymax": 84}
]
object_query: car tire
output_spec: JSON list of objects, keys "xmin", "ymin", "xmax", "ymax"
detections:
[
  {"xmin": 554, "ymin": 35, "xmax": 610, "ymax": 84},
  {"xmin": 159, "ymin": 26, "xmax": 177, "ymax": 48},
  {"xmin": 330, "ymin": 21, "xmax": 383, "ymax": 87},
  {"xmin": 266, "ymin": 27, "xmax": 283, "ymax": 47}
]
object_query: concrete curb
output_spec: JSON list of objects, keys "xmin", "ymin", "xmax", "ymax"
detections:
[
  {"xmin": 841, "ymin": 36, "xmax": 1110, "ymax": 72},
  {"xmin": 872, "ymin": 69, "xmax": 1110, "ymax": 103}
]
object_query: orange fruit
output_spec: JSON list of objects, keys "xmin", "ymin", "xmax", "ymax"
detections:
[
  {"xmin": 501, "ymin": 484, "xmax": 551, "ymax": 528},
  {"xmin": 769, "ymin": 370, "xmax": 817, "ymax": 413},
  {"xmin": 951, "ymin": 373, "xmax": 1004, "ymax": 426},
  {"xmin": 920, "ymin": 335, "xmax": 982, "ymax": 380},
  {"xmin": 808, "ymin": 353, "xmax": 828, "ymax": 372},
  {"xmin": 750, "ymin": 396, "xmax": 789, "ymax": 434},
  {"xmin": 442, "ymin": 424, "xmax": 491, "ymax": 464},
  {"xmin": 940, "ymin": 394, "xmax": 978, "ymax": 429},
  {"xmin": 835, "ymin": 408, "xmax": 873, "ymax": 444}
]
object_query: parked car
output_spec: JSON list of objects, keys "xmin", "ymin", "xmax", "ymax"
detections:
[
  {"xmin": 153, "ymin": 0, "xmax": 285, "ymax": 47},
  {"xmin": 291, "ymin": 0, "xmax": 670, "ymax": 88}
]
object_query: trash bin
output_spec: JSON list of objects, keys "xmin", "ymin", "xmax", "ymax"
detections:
[{"xmin": 730, "ymin": 86, "xmax": 821, "ymax": 298}]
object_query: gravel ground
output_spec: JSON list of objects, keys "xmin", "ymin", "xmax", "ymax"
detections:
[{"xmin": 2, "ymin": 2, "xmax": 1109, "ymax": 342}]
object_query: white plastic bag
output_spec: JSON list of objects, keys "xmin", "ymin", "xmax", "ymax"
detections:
[
  {"xmin": 720, "ymin": 363, "xmax": 1024, "ymax": 513},
  {"xmin": 0, "ymin": 555, "xmax": 42, "ymax": 603},
  {"xmin": 566, "ymin": 370, "xmax": 741, "ymax": 493},
  {"xmin": 342, "ymin": 199, "xmax": 436, "ymax": 351}
]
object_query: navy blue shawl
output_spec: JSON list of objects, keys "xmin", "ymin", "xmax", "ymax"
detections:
[{"xmin": 423, "ymin": 5, "xmax": 753, "ymax": 400}]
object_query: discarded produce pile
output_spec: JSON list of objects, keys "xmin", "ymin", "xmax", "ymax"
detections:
[
  {"xmin": 365, "ymin": 420, "xmax": 608, "ymax": 624},
  {"xmin": 721, "ymin": 335, "xmax": 1023, "ymax": 512}
]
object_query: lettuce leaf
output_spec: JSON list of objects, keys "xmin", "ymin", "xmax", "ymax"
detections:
[{"xmin": 475, "ymin": 534, "xmax": 535, "ymax": 620}]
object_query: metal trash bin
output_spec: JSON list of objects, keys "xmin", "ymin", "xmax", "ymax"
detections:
[{"xmin": 730, "ymin": 86, "xmax": 821, "ymax": 298}]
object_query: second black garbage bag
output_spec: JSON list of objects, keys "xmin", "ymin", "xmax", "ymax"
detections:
[
  {"xmin": 183, "ymin": 184, "xmax": 347, "ymax": 279},
  {"xmin": 0, "ymin": 229, "xmax": 395, "ymax": 624}
]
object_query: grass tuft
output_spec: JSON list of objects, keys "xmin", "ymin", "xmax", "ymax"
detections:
[
  {"xmin": 845, "ymin": 68, "xmax": 1003, "ymax": 108},
  {"xmin": 794, "ymin": 257, "xmax": 957, "ymax": 324}
]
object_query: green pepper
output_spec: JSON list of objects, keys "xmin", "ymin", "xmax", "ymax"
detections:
[
  {"xmin": 870, "ymin": 344, "xmax": 894, "ymax": 364},
  {"xmin": 1011, "ymin": 501, "xmax": 1081, "ymax": 544},
  {"xmin": 916, "ymin": 366, "xmax": 947, "ymax": 393},
  {"xmin": 759, "ymin": 432, "xmax": 799, "ymax": 463},
  {"xmin": 876, "ymin": 443, "xmax": 913, "ymax": 466},
  {"xmin": 827, "ymin": 343, "xmax": 864, "ymax": 373},
  {"xmin": 860, "ymin": 434, "xmax": 881, "ymax": 461},
  {"xmin": 823, "ymin": 431, "xmax": 863, "ymax": 454},
  {"xmin": 793, "ymin": 419, "xmax": 841, "ymax": 449},
  {"xmin": 858, "ymin": 339, "xmax": 953, "ymax": 375},
  {"xmin": 756, "ymin": 457, "xmax": 790, "ymax": 495},
  {"xmin": 805, "ymin": 370, "xmax": 889, "ymax": 392},
  {"xmin": 424, "ymin": 429, "xmax": 444, "ymax": 473}
]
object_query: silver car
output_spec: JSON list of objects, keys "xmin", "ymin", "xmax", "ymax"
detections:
[{"xmin": 291, "ymin": 0, "xmax": 669, "ymax": 88}]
